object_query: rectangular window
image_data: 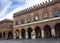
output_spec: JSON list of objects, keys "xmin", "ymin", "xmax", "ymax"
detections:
[
  {"xmin": 54, "ymin": 10, "xmax": 59, "ymax": 17},
  {"xmin": 16, "ymin": 21, "xmax": 18, "ymax": 25},
  {"xmin": 43, "ymin": 13, "xmax": 49, "ymax": 19},
  {"xmin": 27, "ymin": 18, "xmax": 31, "ymax": 23},
  {"xmin": 34, "ymin": 15, "xmax": 39, "ymax": 21},
  {"xmin": 21, "ymin": 20, "xmax": 24, "ymax": 24}
]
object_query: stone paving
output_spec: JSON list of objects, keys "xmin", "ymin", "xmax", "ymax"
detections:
[{"xmin": 0, "ymin": 38, "xmax": 60, "ymax": 43}]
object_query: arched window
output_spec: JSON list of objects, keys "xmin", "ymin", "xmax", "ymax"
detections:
[{"xmin": 54, "ymin": 9, "xmax": 59, "ymax": 17}]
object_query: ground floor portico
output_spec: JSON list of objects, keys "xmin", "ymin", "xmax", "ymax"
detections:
[
  {"xmin": 13, "ymin": 19, "xmax": 60, "ymax": 39},
  {"xmin": 0, "ymin": 19, "xmax": 60, "ymax": 40},
  {"xmin": 0, "ymin": 30, "xmax": 13, "ymax": 40}
]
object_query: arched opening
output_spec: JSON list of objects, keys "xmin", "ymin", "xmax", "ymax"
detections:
[
  {"xmin": 0, "ymin": 33, "xmax": 2, "ymax": 39},
  {"xmin": 44, "ymin": 25, "xmax": 52, "ymax": 38},
  {"xmin": 15, "ymin": 30, "xmax": 20, "ymax": 39},
  {"xmin": 28, "ymin": 28, "xmax": 32, "ymax": 39},
  {"xmin": 3, "ymin": 32, "xmax": 5, "ymax": 39},
  {"xmin": 8, "ymin": 31, "xmax": 13, "ymax": 39},
  {"xmin": 21, "ymin": 28, "xmax": 26, "ymax": 39},
  {"xmin": 54, "ymin": 23, "xmax": 60, "ymax": 38},
  {"xmin": 35, "ymin": 26, "xmax": 41, "ymax": 39}
]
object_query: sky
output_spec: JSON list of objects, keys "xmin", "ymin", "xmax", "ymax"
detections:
[{"xmin": 0, "ymin": 0, "xmax": 49, "ymax": 21}]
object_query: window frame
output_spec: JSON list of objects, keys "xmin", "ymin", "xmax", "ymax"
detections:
[
  {"xmin": 16, "ymin": 21, "xmax": 18, "ymax": 25},
  {"xmin": 21, "ymin": 19, "xmax": 25, "ymax": 24},
  {"xmin": 53, "ymin": 9, "xmax": 60, "ymax": 17},
  {"xmin": 34, "ymin": 15, "xmax": 39, "ymax": 21},
  {"xmin": 42, "ymin": 9, "xmax": 49, "ymax": 20},
  {"xmin": 27, "ymin": 17, "xmax": 31, "ymax": 23},
  {"xmin": 43, "ymin": 13, "xmax": 49, "ymax": 19}
]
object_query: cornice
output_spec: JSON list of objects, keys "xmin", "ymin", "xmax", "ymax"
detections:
[{"xmin": 13, "ymin": 0, "xmax": 60, "ymax": 17}]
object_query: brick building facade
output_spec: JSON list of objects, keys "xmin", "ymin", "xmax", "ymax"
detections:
[
  {"xmin": 0, "ymin": 0, "xmax": 60, "ymax": 40},
  {"xmin": 0, "ymin": 19, "xmax": 13, "ymax": 39},
  {"xmin": 13, "ymin": 0, "xmax": 60, "ymax": 39}
]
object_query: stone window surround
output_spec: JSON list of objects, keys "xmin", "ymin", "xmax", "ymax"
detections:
[
  {"xmin": 14, "ymin": 8, "xmax": 60, "ymax": 26},
  {"xmin": 53, "ymin": 9, "xmax": 60, "ymax": 17},
  {"xmin": 52, "ymin": 7, "xmax": 60, "ymax": 18},
  {"xmin": 34, "ymin": 15, "xmax": 39, "ymax": 21}
]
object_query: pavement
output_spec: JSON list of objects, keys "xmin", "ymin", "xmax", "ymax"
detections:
[{"xmin": 0, "ymin": 38, "xmax": 60, "ymax": 43}]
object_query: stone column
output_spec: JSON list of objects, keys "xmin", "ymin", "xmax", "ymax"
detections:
[
  {"xmin": 19, "ymin": 32, "xmax": 21, "ymax": 39},
  {"xmin": 31, "ymin": 31, "xmax": 36, "ymax": 39},
  {"xmin": 13, "ymin": 33, "xmax": 16, "ymax": 39},
  {"xmin": 5, "ymin": 33, "xmax": 8, "ymax": 40},
  {"xmin": 26, "ymin": 31, "xmax": 28, "ymax": 39},
  {"xmin": 41, "ymin": 29, "xmax": 44, "ymax": 38},
  {"xmin": 51, "ymin": 29, "xmax": 55, "ymax": 38}
]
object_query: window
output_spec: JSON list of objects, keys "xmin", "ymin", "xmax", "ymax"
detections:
[
  {"xmin": 16, "ymin": 21, "xmax": 18, "ymax": 25},
  {"xmin": 34, "ymin": 16, "xmax": 39, "ymax": 21},
  {"xmin": 10, "ymin": 25, "xmax": 13, "ymax": 28},
  {"xmin": 21, "ymin": 20, "xmax": 24, "ymax": 24},
  {"xmin": 54, "ymin": 9, "xmax": 59, "ymax": 17},
  {"xmin": 43, "ymin": 13, "xmax": 48, "ymax": 19},
  {"xmin": 18, "ymin": 21, "xmax": 21, "ymax": 25},
  {"xmin": 27, "ymin": 18, "xmax": 31, "ymax": 23},
  {"xmin": 44, "ymin": 14, "xmax": 48, "ymax": 18}
]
